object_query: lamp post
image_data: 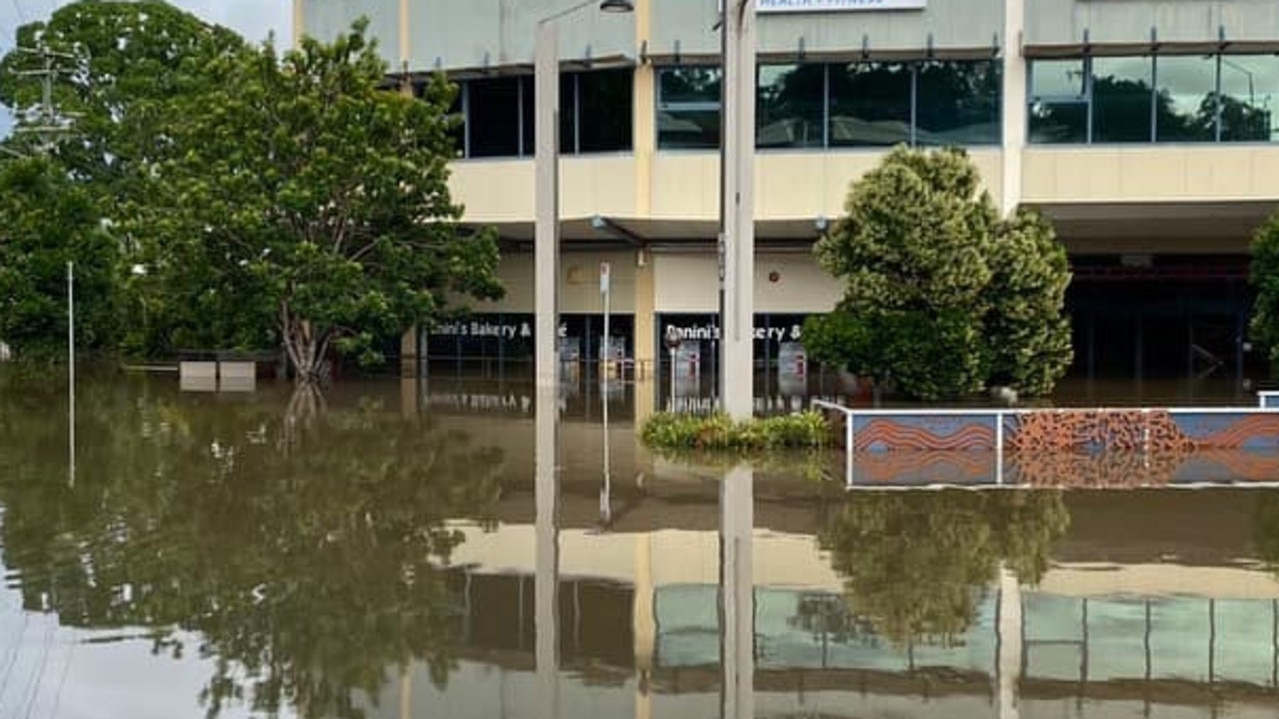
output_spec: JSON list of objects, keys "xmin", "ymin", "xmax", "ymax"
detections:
[
  {"xmin": 533, "ymin": 6, "xmax": 632, "ymax": 719},
  {"xmin": 718, "ymin": 0, "xmax": 756, "ymax": 420}
]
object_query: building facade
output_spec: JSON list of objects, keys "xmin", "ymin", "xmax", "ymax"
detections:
[{"xmin": 298, "ymin": 0, "xmax": 1279, "ymax": 385}]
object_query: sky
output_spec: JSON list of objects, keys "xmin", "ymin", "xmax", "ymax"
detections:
[{"xmin": 0, "ymin": 0, "xmax": 290, "ymax": 137}]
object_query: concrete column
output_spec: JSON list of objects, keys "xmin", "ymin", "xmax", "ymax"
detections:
[
  {"xmin": 997, "ymin": 564, "xmax": 1023, "ymax": 719},
  {"xmin": 633, "ymin": 0, "xmax": 657, "ymax": 377},
  {"xmin": 292, "ymin": 0, "xmax": 304, "ymax": 48},
  {"xmin": 400, "ymin": 325, "xmax": 419, "ymax": 377},
  {"xmin": 719, "ymin": 1, "xmax": 757, "ymax": 420},
  {"xmin": 720, "ymin": 465, "xmax": 754, "ymax": 719},
  {"xmin": 535, "ymin": 23, "xmax": 561, "ymax": 393},
  {"xmin": 633, "ymin": 533, "xmax": 655, "ymax": 719},
  {"xmin": 398, "ymin": 0, "xmax": 410, "ymax": 69},
  {"xmin": 1000, "ymin": 0, "xmax": 1027, "ymax": 217}
]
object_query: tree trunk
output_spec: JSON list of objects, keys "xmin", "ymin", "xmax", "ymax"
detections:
[{"xmin": 280, "ymin": 304, "xmax": 330, "ymax": 385}]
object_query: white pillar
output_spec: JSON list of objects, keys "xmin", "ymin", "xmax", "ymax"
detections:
[
  {"xmin": 535, "ymin": 22, "xmax": 561, "ymax": 393},
  {"xmin": 719, "ymin": 1, "xmax": 757, "ymax": 420},
  {"xmin": 1001, "ymin": 0, "xmax": 1026, "ymax": 217},
  {"xmin": 720, "ymin": 465, "xmax": 754, "ymax": 719},
  {"xmin": 534, "ymin": 29, "xmax": 562, "ymax": 719}
]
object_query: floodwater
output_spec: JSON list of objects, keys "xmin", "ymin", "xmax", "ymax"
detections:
[{"xmin": 1, "ymin": 369, "xmax": 1278, "ymax": 719}]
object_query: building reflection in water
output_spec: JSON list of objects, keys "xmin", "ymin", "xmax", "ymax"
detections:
[{"xmin": 364, "ymin": 430, "xmax": 1279, "ymax": 719}]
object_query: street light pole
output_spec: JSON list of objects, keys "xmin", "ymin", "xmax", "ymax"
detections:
[
  {"xmin": 532, "ymin": 6, "xmax": 632, "ymax": 719},
  {"xmin": 719, "ymin": 0, "xmax": 757, "ymax": 420}
]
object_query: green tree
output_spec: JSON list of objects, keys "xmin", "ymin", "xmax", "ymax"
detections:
[
  {"xmin": 1249, "ymin": 210, "xmax": 1279, "ymax": 373},
  {"xmin": 804, "ymin": 146, "xmax": 1072, "ymax": 399},
  {"xmin": 0, "ymin": 156, "xmax": 121, "ymax": 360},
  {"xmin": 0, "ymin": 1, "xmax": 250, "ymax": 358},
  {"xmin": 138, "ymin": 22, "xmax": 501, "ymax": 382},
  {"xmin": 0, "ymin": 1, "xmax": 245, "ymax": 202}
]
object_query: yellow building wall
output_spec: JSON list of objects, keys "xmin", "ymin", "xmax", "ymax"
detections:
[{"xmin": 1023, "ymin": 146, "xmax": 1279, "ymax": 203}]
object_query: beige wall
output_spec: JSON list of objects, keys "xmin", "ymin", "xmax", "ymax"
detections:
[
  {"xmin": 452, "ymin": 155, "xmax": 639, "ymax": 224},
  {"xmin": 454, "ymin": 150, "xmax": 1004, "ymax": 225},
  {"xmin": 477, "ymin": 250, "xmax": 641, "ymax": 314},
  {"xmin": 1023, "ymin": 146, "xmax": 1279, "ymax": 203},
  {"xmin": 654, "ymin": 252, "xmax": 843, "ymax": 314},
  {"xmin": 1026, "ymin": 0, "xmax": 1279, "ymax": 47}
]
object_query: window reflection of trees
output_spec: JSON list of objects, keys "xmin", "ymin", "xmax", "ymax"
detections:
[{"xmin": 1030, "ymin": 54, "xmax": 1277, "ymax": 144}]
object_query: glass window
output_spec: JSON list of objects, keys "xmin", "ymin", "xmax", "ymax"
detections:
[
  {"xmin": 915, "ymin": 60, "xmax": 1001, "ymax": 146},
  {"xmin": 1155, "ymin": 55, "xmax": 1216, "ymax": 142},
  {"xmin": 757, "ymin": 64, "xmax": 825, "ymax": 149},
  {"xmin": 657, "ymin": 67, "xmax": 721, "ymax": 149},
  {"xmin": 1092, "ymin": 56, "xmax": 1154, "ymax": 143},
  {"xmin": 578, "ymin": 69, "xmax": 633, "ymax": 153},
  {"xmin": 1031, "ymin": 59, "xmax": 1087, "ymax": 99},
  {"xmin": 828, "ymin": 62, "xmax": 912, "ymax": 147},
  {"xmin": 1218, "ymin": 55, "xmax": 1277, "ymax": 142},
  {"xmin": 467, "ymin": 77, "xmax": 521, "ymax": 157},
  {"xmin": 1028, "ymin": 59, "xmax": 1088, "ymax": 144}
]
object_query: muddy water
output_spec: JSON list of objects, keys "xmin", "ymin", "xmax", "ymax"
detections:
[{"xmin": 0, "ymin": 370, "xmax": 1276, "ymax": 718}]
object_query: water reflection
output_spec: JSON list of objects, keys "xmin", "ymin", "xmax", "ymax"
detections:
[{"xmin": 1, "ymin": 374, "xmax": 1279, "ymax": 718}]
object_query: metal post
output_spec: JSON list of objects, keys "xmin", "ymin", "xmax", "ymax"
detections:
[
  {"xmin": 669, "ymin": 347, "xmax": 677, "ymax": 411},
  {"xmin": 718, "ymin": 0, "xmax": 756, "ymax": 420},
  {"xmin": 601, "ymin": 264, "xmax": 612, "ymax": 526},
  {"xmin": 844, "ymin": 410, "xmax": 854, "ymax": 489},
  {"xmin": 67, "ymin": 260, "xmax": 75, "ymax": 486},
  {"xmin": 996, "ymin": 411, "xmax": 1004, "ymax": 486}
]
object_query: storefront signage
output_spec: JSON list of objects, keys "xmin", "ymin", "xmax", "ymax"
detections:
[
  {"xmin": 664, "ymin": 322, "xmax": 804, "ymax": 344},
  {"xmin": 432, "ymin": 320, "xmax": 567, "ymax": 339},
  {"xmin": 757, "ymin": 0, "xmax": 926, "ymax": 13}
]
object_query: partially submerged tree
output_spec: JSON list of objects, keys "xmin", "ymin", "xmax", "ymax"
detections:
[
  {"xmin": 140, "ymin": 21, "xmax": 502, "ymax": 382},
  {"xmin": 804, "ymin": 146, "xmax": 1072, "ymax": 400}
]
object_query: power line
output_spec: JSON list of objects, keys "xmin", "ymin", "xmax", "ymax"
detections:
[{"xmin": 9, "ymin": 43, "xmax": 77, "ymax": 155}]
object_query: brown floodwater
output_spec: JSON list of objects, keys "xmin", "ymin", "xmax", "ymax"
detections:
[{"xmin": 0, "ymin": 369, "xmax": 1278, "ymax": 719}]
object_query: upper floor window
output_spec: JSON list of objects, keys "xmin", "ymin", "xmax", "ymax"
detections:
[
  {"xmin": 657, "ymin": 66, "xmax": 722, "ymax": 149},
  {"xmin": 1028, "ymin": 54, "xmax": 1278, "ymax": 144},
  {"xmin": 451, "ymin": 68, "xmax": 634, "ymax": 159},
  {"xmin": 658, "ymin": 59, "xmax": 1002, "ymax": 151}
]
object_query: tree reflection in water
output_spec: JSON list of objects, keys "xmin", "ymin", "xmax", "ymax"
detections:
[
  {"xmin": 817, "ymin": 490, "xmax": 1068, "ymax": 649},
  {"xmin": 0, "ymin": 374, "xmax": 504, "ymax": 719}
]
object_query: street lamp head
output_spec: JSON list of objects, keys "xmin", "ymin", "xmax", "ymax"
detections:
[{"xmin": 599, "ymin": 0, "xmax": 634, "ymax": 13}]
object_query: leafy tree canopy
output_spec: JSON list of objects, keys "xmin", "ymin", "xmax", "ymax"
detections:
[
  {"xmin": 0, "ymin": 156, "xmax": 121, "ymax": 360},
  {"xmin": 1250, "ymin": 210, "xmax": 1279, "ymax": 372},
  {"xmin": 0, "ymin": 0, "xmax": 246, "ymax": 202},
  {"xmin": 804, "ymin": 146, "xmax": 1073, "ymax": 399},
  {"xmin": 133, "ymin": 21, "xmax": 501, "ymax": 379}
]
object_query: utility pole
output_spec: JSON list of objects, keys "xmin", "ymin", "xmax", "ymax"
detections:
[{"xmin": 11, "ymin": 44, "xmax": 77, "ymax": 155}]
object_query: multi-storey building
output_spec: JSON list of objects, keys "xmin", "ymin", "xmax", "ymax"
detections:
[{"xmin": 297, "ymin": 0, "xmax": 1279, "ymax": 386}]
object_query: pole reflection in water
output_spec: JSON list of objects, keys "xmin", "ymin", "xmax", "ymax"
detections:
[
  {"xmin": 997, "ymin": 563, "xmax": 1022, "ymax": 719},
  {"xmin": 535, "ymin": 375, "xmax": 561, "ymax": 719},
  {"xmin": 720, "ymin": 464, "xmax": 754, "ymax": 719}
]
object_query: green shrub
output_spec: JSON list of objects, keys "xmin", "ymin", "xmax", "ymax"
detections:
[{"xmin": 640, "ymin": 411, "xmax": 831, "ymax": 451}]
